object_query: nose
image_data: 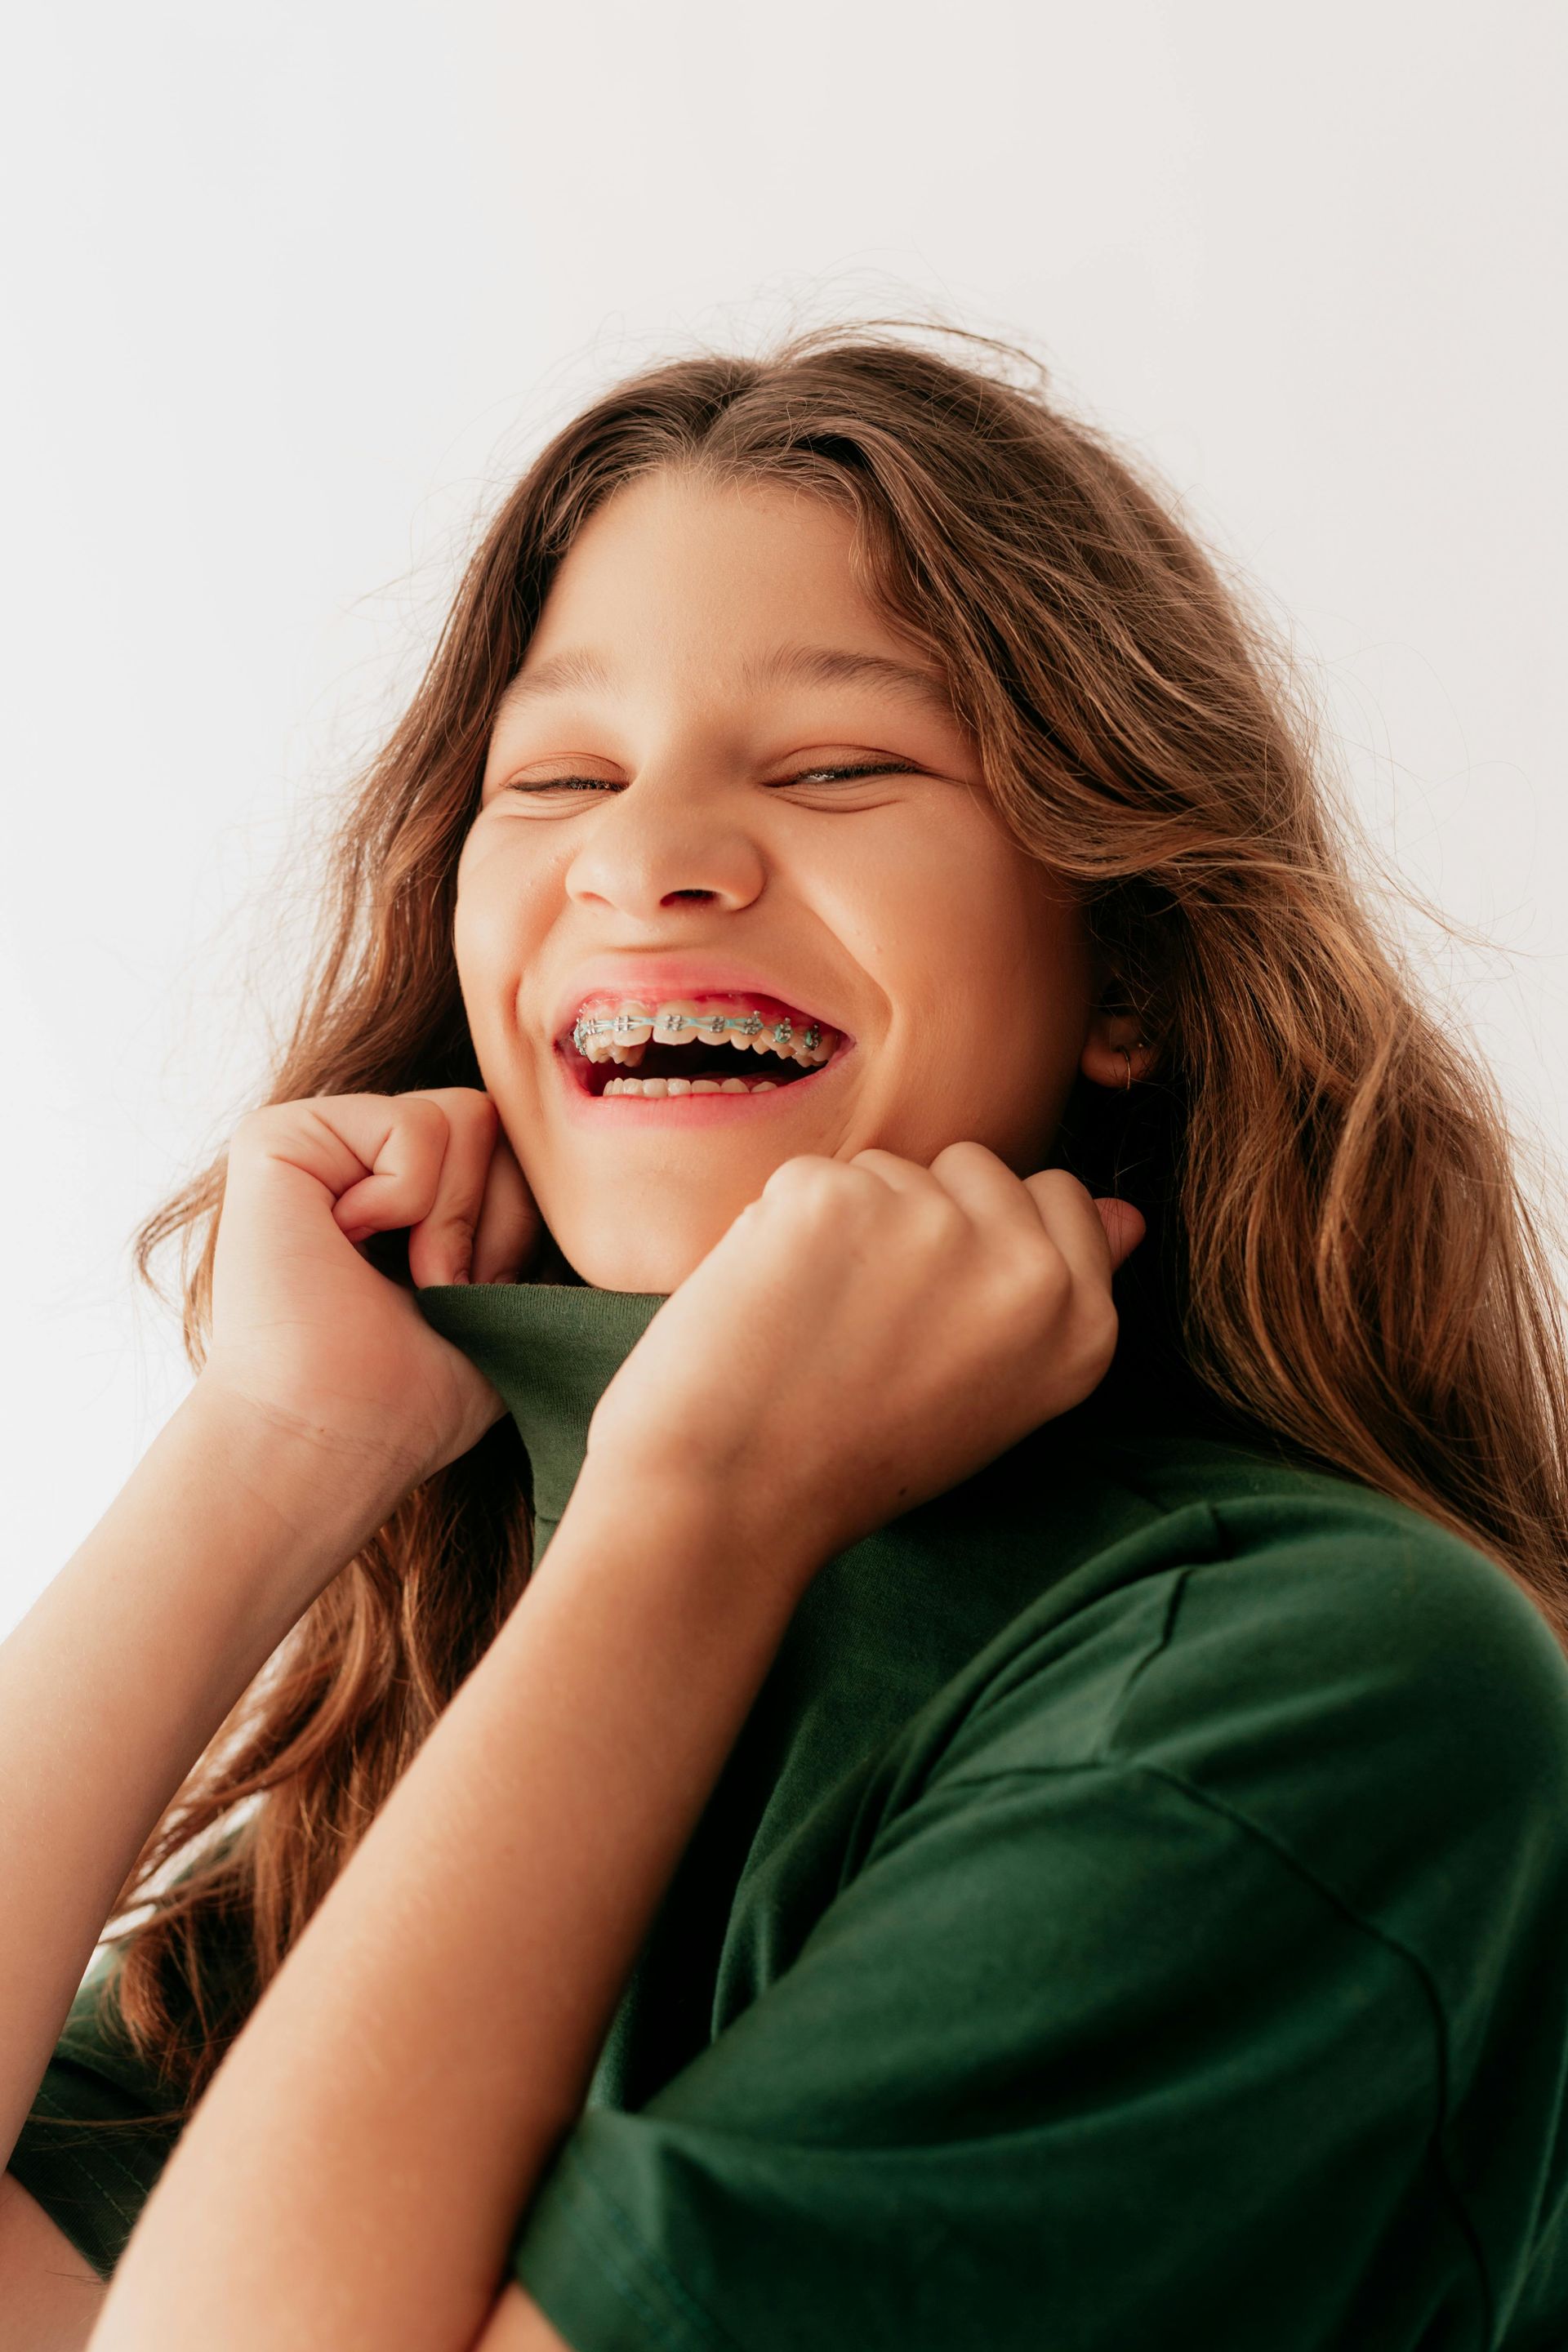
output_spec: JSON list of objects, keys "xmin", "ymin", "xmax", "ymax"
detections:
[{"xmin": 563, "ymin": 776, "xmax": 766, "ymax": 919}]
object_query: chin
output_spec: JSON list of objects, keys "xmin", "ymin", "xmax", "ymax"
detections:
[{"xmin": 546, "ymin": 1191, "xmax": 745, "ymax": 1294}]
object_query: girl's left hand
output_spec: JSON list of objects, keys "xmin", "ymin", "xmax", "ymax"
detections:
[{"xmin": 579, "ymin": 1143, "xmax": 1145, "ymax": 1584}]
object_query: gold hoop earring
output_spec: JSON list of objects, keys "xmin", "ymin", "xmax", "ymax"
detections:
[{"xmin": 1120, "ymin": 1047, "xmax": 1134, "ymax": 1091}]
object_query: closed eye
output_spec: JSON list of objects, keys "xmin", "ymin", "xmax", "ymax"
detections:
[
  {"xmin": 766, "ymin": 760, "xmax": 918, "ymax": 787},
  {"xmin": 502, "ymin": 760, "xmax": 918, "ymax": 796},
  {"xmin": 501, "ymin": 776, "xmax": 620, "ymax": 795}
]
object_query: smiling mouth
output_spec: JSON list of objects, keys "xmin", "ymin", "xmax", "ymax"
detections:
[{"xmin": 560, "ymin": 994, "xmax": 846, "ymax": 1099}]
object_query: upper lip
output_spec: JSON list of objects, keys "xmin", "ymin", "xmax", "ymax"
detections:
[{"xmin": 548, "ymin": 959, "xmax": 850, "ymax": 1051}]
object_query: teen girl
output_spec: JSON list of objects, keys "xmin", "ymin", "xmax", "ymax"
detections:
[{"xmin": 6, "ymin": 326, "xmax": 1568, "ymax": 2350}]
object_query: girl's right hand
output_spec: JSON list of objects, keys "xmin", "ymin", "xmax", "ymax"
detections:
[{"xmin": 199, "ymin": 1089, "xmax": 542, "ymax": 1493}]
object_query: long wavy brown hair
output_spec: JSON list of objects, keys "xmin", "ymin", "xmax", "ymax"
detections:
[{"xmin": 57, "ymin": 318, "xmax": 1568, "ymax": 2121}]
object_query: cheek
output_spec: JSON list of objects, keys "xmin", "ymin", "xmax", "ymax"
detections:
[
  {"xmin": 833, "ymin": 809, "xmax": 1085, "ymax": 1022},
  {"xmin": 451, "ymin": 915, "xmax": 546, "ymax": 1112},
  {"xmin": 966, "ymin": 864, "xmax": 1092, "ymax": 1112},
  {"xmin": 811, "ymin": 817, "xmax": 982, "ymax": 991},
  {"xmin": 452, "ymin": 833, "xmax": 549, "ymax": 1025},
  {"xmin": 839, "ymin": 818, "xmax": 1089, "ymax": 1138}
]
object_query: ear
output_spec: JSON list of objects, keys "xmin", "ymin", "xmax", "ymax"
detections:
[{"xmin": 1080, "ymin": 984, "xmax": 1156, "ymax": 1091}]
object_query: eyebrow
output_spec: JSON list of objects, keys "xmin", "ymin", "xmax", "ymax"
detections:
[{"xmin": 494, "ymin": 642, "xmax": 957, "ymax": 723}]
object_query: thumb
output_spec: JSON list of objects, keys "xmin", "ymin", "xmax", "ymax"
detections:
[
  {"xmin": 469, "ymin": 1125, "xmax": 546, "ymax": 1285},
  {"xmin": 1093, "ymin": 1196, "xmax": 1146, "ymax": 1275}
]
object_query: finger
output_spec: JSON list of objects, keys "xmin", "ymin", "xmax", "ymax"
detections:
[
  {"xmin": 328, "ymin": 1091, "xmax": 492, "ymax": 1285},
  {"xmin": 924, "ymin": 1139, "xmax": 1051, "ymax": 1243},
  {"xmin": 1094, "ymin": 1196, "xmax": 1147, "ymax": 1275},
  {"xmin": 306, "ymin": 1094, "xmax": 449, "ymax": 1239},
  {"xmin": 229, "ymin": 1094, "xmax": 423, "ymax": 1220},
  {"xmin": 1019, "ymin": 1167, "xmax": 1125, "ymax": 1290},
  {"xmin": 845, "ymin": 1147, "xmax": 950, "ymax": 1201},
  {"xmin": 404, "ymin": 1090, "xmax": 506, "ymax": 1288},
  {"xmin": 469, "ymin": 1122, "xmax": 544, "ymax": 1285}
]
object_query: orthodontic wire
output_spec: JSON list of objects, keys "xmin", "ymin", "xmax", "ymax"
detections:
[{"xmin": 572, "ymin": 1008, "xmax": 823, "ymax": 1055}]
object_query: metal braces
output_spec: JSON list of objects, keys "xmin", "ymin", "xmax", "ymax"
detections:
[{"xmin": 572, "ymin": 1007, "xmax": 822, "ymax": 1056}]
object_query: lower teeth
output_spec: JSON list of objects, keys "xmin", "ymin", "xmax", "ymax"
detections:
[{"xmin": 602, "ymin": 1076, "xmax": 780, "ymax": 1098}]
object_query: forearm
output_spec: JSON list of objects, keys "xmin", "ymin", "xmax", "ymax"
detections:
[
  {"xmin": 90, "ymin": 1472, "xmax": 806, "ymax": 2352},
  {"xmin": 1, "ymin": 1381, "xmax": 410, "ymax": 2165}
]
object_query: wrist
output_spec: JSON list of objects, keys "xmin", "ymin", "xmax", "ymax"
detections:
[
  {"xmin": 177, "ymin": 1378, "xmax": 417, "ymax": 1593},
  {"xmin": 26, "ymin": 1384, "xmax": 413, "ymax": 1772},
  {"xmin": 545, "ymin": 1460, "xmax": 824, "ymax": 1624}
]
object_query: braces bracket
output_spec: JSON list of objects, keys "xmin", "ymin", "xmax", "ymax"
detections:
[{"xmin": 572, "ymin": 1009, "xmax": 822, "ymax": 1055}]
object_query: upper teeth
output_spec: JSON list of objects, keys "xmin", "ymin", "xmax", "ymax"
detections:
[{"xmin": 570, "ymin": 998, "xmax": 831, "ymax": 1067}]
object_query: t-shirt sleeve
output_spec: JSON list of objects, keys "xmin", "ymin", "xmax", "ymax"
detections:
[
  {"xmin": 7, "ymin": 1948, "xmax": 183, "ymax": 2280},
  {"xmin": 507, "ymin": 1757, "xmax": 1477, "ymax": 2352},
  {"xmin": 509, "ymin": 1512, "xmax": 1568, "ymax": 2352}
]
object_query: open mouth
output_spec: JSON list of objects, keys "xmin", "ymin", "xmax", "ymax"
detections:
[{"xmin": 559, "ymin": 992, "xmax": 847, "ymax": 1101}]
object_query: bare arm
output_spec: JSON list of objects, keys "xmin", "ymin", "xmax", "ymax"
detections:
[
  {"xmin": 0, "ymin": 2172, "xmax": 105, "ymax": 2350},
  {"xmin": 2, "ymin": 1085, "xmax": 537, "ymax": 2342},
  {"xmin": 83, "ymin": 1147, "xmax": 1134, "ymax": 2352},
  {"xmin": 83, "ymin": 1472, "xmax": 800, "ymax": 2352},
  {"xmin": 0, "ymin": 1379, "xmax": 409, "ymax": 2170},
  {"xmin": 3, "ymin": 1084, "xmax": 535, "ymax": 2183}
]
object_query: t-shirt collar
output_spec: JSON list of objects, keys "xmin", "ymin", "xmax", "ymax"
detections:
[{"xmin": 416, "ymin": 1280, "xmax": 666, "ymax": 1552}]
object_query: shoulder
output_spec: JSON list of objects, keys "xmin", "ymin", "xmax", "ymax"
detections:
[
  {"xmin": 1033, "ymin": 1433, "xmax": 1568, "ymax": 1764},
  {"xmin": 942, "ymin": 1437, "xmax": 1568, "ymax": 1932},
  {"xmin": 953, "ymin": 1434, "xmax": 1568, "ymax": 1738},
  {"xmin": 1122, "ymin": 1438, "xmax": 1568, "ymax": 1793}
]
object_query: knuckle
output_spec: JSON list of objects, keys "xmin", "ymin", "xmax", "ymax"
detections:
[
  {"xmin": 392, "ymin": 1091, "xmax": 449, "ymax": 1138},
  {"xmin": 760, "ymin": 1156, "xmax": 880, "ymax": 1242},
  {"xmin": 1066, "ymin": 1295, "xmax": 1120, "ymax": 1387},
  {"xmin": 1082, "ymin": 1291, "xmax": 1120, "ymax": 1362},
  {"xmin": 229, "ymin": 1106, "xmax": 270, "ymax": 1148},
  {"xmin": 1027, "ymin": 1167, "xmax": 1085, "ymax": 1214},
  {"xmin": 426, "ymin": 1085, "xmax": 499, "ymax": 1133},
  {"xmin": 915, "ymin": 1192, "xmax": 969, "ymax": 1250},
  {"xmin": 229, "ymin": 1099, "xmax": 309, "ymax": 1156},
  {"xmin": 1018, "ymin": 1237, "xmax": 1072, "ymax": 1311},
  {"xmin": 763, "ymin": 1154, "xmax": 840, "ymax": 1200},
  {"xmin": 931, "ymin": 1138, "xmax": 999, "ymax": 1175}
]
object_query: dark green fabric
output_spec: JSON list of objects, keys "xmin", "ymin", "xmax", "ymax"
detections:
[
  {"xmin": 8, "ymin": 1947, "xmax": 181, "ymax": 2277},
  {"xmin": 13, "ymin": 1278, "xmax": 1568, "ymax": 2350}
]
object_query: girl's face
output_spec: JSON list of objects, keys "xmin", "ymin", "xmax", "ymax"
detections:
[{"xmin": 457, "ymin": 467, "xmax": 1102, "ymax": 1290}]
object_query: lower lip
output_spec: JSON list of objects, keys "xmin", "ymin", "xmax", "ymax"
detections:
[{"xmin": 554, "ymin": 1041, "xmax": 853, "ymax": 1126}]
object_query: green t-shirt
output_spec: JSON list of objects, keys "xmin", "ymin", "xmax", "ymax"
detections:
[{"xmin": 11, "ymin": 1279, "xmax": 1568, "ymax": 2350}]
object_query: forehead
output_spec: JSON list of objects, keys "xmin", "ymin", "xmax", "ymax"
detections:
[{"xmin": 497, "ymin": 470, "xmax": 953, "ymax": 722}]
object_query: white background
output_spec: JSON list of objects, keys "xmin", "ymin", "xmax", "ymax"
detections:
[{"xmin": 2, "ymin": 1, "xmax": 1565, "ymax": 1634}]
